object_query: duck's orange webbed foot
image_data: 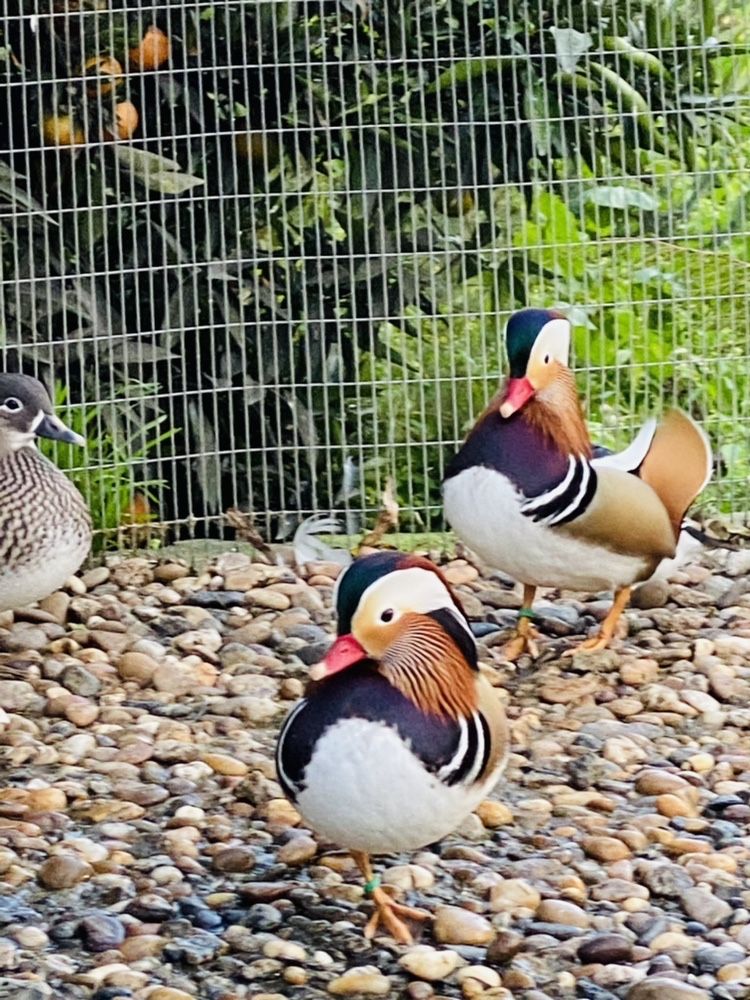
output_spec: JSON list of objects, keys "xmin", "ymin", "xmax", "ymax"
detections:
[
  {"xmin": 352, "ymin": 850, "xmax": 431, "ymax": 945},
  {"xmin": 503, "ymin": 585, "xmax": 539, "ymax": 661},
  {"xmin": 503, "ymin": 620, "xmax": 539, "ymax": 661},
  {"xmin": 562, "ymin": 585, "xmax": 631, "ymax": 657},
  {"xmin": 364, "ymin": 885, "xmax": 430, "ymax": 944}
]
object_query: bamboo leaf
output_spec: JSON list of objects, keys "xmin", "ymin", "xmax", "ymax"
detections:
[
  {"xmin": 582, "ymin": 62, "xmax": 671, "ymax": 156},
  {"xmin": 426, "ymin": 56, "xmax": 516, "ymax": 94},
  {"xmin": 112, "ymin": 146, "xmax": 205, "ymax": 195},
  {"xmin": 0, "ymin": 162, "xmax": 57, "ymax": 222},
  {"xmin": 602, "ymin": 36, "xmax": 669, "ymax": 78}
]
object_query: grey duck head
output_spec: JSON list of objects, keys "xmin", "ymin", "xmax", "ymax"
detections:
[{"xmin": 0, "ymin": 374, "xmax": 85, "ymax": 451}]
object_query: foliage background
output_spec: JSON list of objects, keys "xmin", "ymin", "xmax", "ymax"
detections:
[{"xmin": 0, "ymin": 0, "xmax": 748, "ymax": 544}]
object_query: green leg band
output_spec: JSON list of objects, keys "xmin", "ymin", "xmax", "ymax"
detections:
[
  {"xmin": 363, "ymin": 875, "xmax": 381, "ymax": 895},
  {"xmin": 518, "ymin": 608, "xmax": 536, "ymax": 620}
]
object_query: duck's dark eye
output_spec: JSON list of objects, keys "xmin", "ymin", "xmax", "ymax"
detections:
[
  {"xmin": 2, "ymin": 397, "xmax": 21, "ymax": 412},
  {"xmin": 543, "ymin": 354, "xmax": 550, "ymax": 364},
  {"xmin": 380, "ymin": 608, "xmax": 394, "ymax": 623}
]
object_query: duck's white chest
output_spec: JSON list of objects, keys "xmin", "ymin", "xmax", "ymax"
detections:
[
  {"xmin": 443, "ymin": 466, "xmax": 647, "ymax": 591},
  {"xmin": 0, "ymin": 535, "xmax": 90, "ymax": 611},
  {"xmin": 293, "ymin": 717, "xmax": 499, "ymax": 855}
]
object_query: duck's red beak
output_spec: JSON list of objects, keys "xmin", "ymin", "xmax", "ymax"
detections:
[
  {"xmin": 309, "ymin": 634, "xmax": 366, "ymax": 681},
  {"xmin": 499, "ymin": 376, "xmax": 535, "ymax": 418}
]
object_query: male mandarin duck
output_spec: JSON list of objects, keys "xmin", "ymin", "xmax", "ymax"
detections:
[
  {"xmin": 443, "ymin": 308, "xmax": 712, "ymax": 659},
  {"xmin": 275, "ymin": 550, "xmax": 508, "ymax": 944}
]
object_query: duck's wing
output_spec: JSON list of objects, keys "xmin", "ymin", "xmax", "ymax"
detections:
[
  {"xmin": 591, "ymin": 418, "xmax": 657, "ymax": 473},
  {"xmin": 475, "ymin": 676, "xmax": 509, "ymax": 784},
  {"xmin": 558, "ymin": 465, "xmax": 677, "ymax": 561}
]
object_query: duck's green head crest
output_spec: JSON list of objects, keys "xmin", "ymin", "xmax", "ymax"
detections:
[
  {"xmin": 506, "ymin": 308, "xmax": 568, "ymax": 377},
  {"xmin": 334, "ymin": 551, "xmax": 417, "ymax": 635}
]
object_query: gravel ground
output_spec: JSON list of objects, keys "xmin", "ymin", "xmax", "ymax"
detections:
[{"xmin": 0, "ymin": 541, "xmax": 750, "ymax": 1000}]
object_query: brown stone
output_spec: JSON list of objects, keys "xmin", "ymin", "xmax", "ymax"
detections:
[
  {"xmin": 38, "ymin": 853, "xmax": 92, "ymax": 889},
  {"xmin": 582, "ymin": 836, "xmax": 631, "ymax": 862}
]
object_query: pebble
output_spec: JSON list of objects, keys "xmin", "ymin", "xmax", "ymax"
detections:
[
  {"xmin": 153, "ymin": 659, "xmax": 217, "ymax": 694},
  {"xmin": 0, "ymin": 681, "xmax": 40, "ymax": 711},
  {"xmin": 476, "ymin": 800, "xmax": 513, "ymax": 827},
  {"xmin": 78, "ymin": 914, "xmax": 126, "ymax": 952},
  {"xmin": 328, "ymin": 966, "xmax": 393, "ymax": 995},
  {"xmin": 680, "ymin": 887, "xmax": 732, "ymax": 927},
  {"xmin": 145, "ymin": 990, "xmax": 196, "ymax": 1000},
  {"xmin": 456, "ymin": 965, "xmax": 502, "ymax": 988},
  {"xmin": 536, "ymin": 899, "xmax": 589, "ymax": 927},
  {"xmin": 399, "ymin": 945, "xmax": 461, "ymax": 980},
  {"xmin": 246, "ymin": 588, "xmax": 291, "ymax": 611},
  {"xmin": 694, "ymin": 943, "xmax": 746, "ymax": 972},
  {"xmin": 212, "ymin": 846, "xmax": 256, "ymax": 872},
  {"xmin": 0, "ymin": 548, "xmax": 746, "ymax": 1000},
  {"xmin": 117, "ymin": 650, "xmax": 159, "ymax": 684},
  {"xmin": 201, "ymin": 752, "xmax": 248, "ymax": 776},
  {"xmin": 582, "ymin": 836, "xmax": 631, "ymax": 862},
  {"xmin": 626, "ymin": 979, "xmax": 710, "ymax": 1000},
  {"xmin": 578, "ymin": 934, "xmax": 634, "ymax": 964},
  {"xmin": 434, "ymin": 906, "xmax": 495, "ymax": 946},
  {"xmin": 37, "ymin": 853, "xmax": 92, "ymax": 889},
  {"xmin": 486, "ymin": 930, "xmax": 524, "ymax": 963},
  {"xmin": 61, "ymin": 662, "xmax": 100, "ymax": 696},
  {"xmin": 25, "ymin": 787, "xmax": 67, "ymax": 812},
  {"xmin": 489, "ymin": 879, "xmax": 541, "ymax": 914},
  {"xmin": 277, "ymin": 835, "xmax": 317, "ymax": 865}
]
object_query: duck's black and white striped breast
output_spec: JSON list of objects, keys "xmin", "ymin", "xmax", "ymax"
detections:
[
  {"xmin": 276, "ymin": 665, "xmax": 491, "ymax": 799},
  {"xmin": 520, "ymin": 453, "xmax": 597, "ymax": 525},
  {"xmin": 275, "ymin": 666, "xmax": 498, "ymax": 854}
]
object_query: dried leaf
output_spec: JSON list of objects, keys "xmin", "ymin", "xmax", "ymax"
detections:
[
  {"xmin": 224, "ymin": 508, "xmax": 274, "ymax": 562},
  {"xmin": 359, "ymin": 477, "xmax": 399, "ymax": 549}
]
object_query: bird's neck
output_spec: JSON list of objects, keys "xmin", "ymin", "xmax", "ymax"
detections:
[
  {"xmin": 379, "ymin": 632, "xmax": 478, "ymax": 721},
  {"xmin": 524, "ymin": 372, "xmax": 592, "ymax": 458},
  {"xmin": 0, "ymin": 440, "xmax": 36, "ymax": 461}
]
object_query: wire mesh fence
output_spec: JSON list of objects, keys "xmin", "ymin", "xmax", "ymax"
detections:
[{"xmin": 0, "ymin": 1, "xmax": 748, "ymax": 549}]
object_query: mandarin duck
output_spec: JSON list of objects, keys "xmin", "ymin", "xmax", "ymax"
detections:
[
  {"xmin": 0, "ymin": 374, "xmax": 91, "ymax": 612},
  {"xmin": 443, "ymin": 309, "xmax": 712, "ymax": 659},
  {"xmin": 275, "ymin": 550, "xmax": 508, "ymax": 944}
]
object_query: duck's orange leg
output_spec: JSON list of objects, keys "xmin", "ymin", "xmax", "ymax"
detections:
[
  {"xmin": 564, "ymin": 585, "xmax": 631, "ymax": 655},
  {"xmin": 503, "ymin": 584, "xmax": 539, "ymax": 660},
  {"xmin": 351, "ymin": 851, "xmax": 430, "ymax": 945}
]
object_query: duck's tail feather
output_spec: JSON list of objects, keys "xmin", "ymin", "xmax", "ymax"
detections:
[{"xmin": 636, "ymin": 409, "xmax": 712, "ymax": 538}]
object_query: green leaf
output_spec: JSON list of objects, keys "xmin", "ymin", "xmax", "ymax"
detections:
[{"xmin": 586, "ymin": 186, "xmax": 659, "ymax": 210}]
